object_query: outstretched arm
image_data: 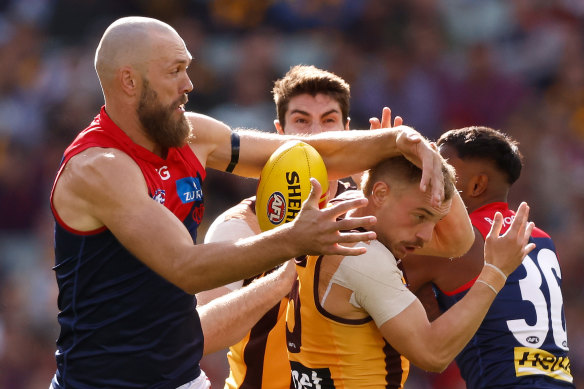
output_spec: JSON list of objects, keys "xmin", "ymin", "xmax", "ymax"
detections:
[
  {"xmin": 188, "ymin": 110, "xmax": 445, "ymax": 206},
  {"xmin": 379, "ymin": 203, "xmax": 535, "ymax": 372},
  {"xmin": 198, "ymin": 260, "xmax": 296, "ymax": 355},
  {"xmin": 52, "ymin": 146, "xmax": 377, "ymax": 295}
]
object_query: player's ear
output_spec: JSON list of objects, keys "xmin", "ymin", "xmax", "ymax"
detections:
[
  {"xmin": 344, "ymin": 117, "xmax": 351, "ymax": 131},
  {"xmin": 120, "ymin": 67, "xmax": 138, "ymax": 97},
  {"xmin": 274, "ymin": 120, "xmax": 285, "ymax": 135},
  {"xmin": 370, "ymin": 181, "xmax": 389, "ymax": 206},
  {"xmin": 468, "ymin": 174, "xmax": 488, "ymax": 197}
]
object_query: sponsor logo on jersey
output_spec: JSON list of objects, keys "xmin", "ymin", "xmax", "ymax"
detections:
[
  {"xmin": 290, "ymin": 361, "xmax": 332, "ymax": 389},
  {"xmin": 176, "ymin": 177, "xmax": 203, "ymax": 204},
  {"xmin": 267, "ymin": 191, "xmax": 286, "ymax": 225},
  {"xmin": 156, "ymin": 165, "xmax": 171, "ymax": 180},
  {"xmin": 152, "ymin": 189, "xmax": 166, "ymax": 204},
  {"xmin": 514, "ymin": 347, "xmax": 573, "ymax": 383},
  {"xmin": 484, "ymin": 215, "xmax": 515, "ymax": 227}
]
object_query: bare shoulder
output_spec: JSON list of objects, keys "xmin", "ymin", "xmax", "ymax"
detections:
[{"xmin": 53, "ymin": 147, "xmax": 146, "ymax": 230}]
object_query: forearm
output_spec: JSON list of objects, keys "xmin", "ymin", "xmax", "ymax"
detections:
[
  {"xmin": 175, "ymin": 225, "xmax": 299, "ymax": 294},
  {"xmin": 425, "ymin": 265, "xmax": 506, "ymax": 368},
  {"xmin": 302, "ymin": 127, "xmax": 402, "ymax": 180},
  {"xmin": 229, "ymin": 127, "xmax": 404, "ymax": 179},
  {"xmin": 198, "ymin": 268, "xmax": 291, "ymax": 355}
]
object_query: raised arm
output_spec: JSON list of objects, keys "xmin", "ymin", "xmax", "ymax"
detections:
[
  {"xmin": 52, "ymin": 151, "xmax": 376, "ymax": 294},
  {"xmin": 187, "ymin": 112, "xmax": 445, "ymax": 206},
  {"xmin": 379, "ymin": 203, "xmax": 535, "ymax": 372}
]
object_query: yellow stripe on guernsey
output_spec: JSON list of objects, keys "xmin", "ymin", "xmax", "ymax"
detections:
[{"xmin": 514, "ymin": 347, "xmax": 572, "ymax": 383}]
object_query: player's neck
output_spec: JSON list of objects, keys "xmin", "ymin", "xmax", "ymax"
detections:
[{"xmin": 105, "ymin": 103, "xmax": 161, "ymax": 155}]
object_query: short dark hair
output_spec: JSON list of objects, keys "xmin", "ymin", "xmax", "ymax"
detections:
[
  {"xmin": 437, "ymin": 126, "xmax": 523, "ymax": 185},
  {"xmin": 361, "ymin": 155, "xmax": 456, "ymax": 202},
  {"xmin": 272, "ymin": 65, "xmax": 350, "ymax": 129}
]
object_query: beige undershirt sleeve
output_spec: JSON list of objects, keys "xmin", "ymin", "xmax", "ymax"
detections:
[
  {"xmin": 204, "ymin": 214, "xmax": 255, "ymax": 291},
  {"xmin": 330, "ymin": 240, "xmax": 418, "ymax": 327}
]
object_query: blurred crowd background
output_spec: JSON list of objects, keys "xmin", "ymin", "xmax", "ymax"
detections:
[{"xmin": 0, "ymin": 0, "xmax": 583, "ymax": 388}]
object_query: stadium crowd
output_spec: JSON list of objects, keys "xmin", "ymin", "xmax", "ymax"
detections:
[{"xmin": 0, "ymin": 0, "xmax": 582, "ymax": 387}]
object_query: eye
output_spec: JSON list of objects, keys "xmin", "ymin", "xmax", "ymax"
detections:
[
  {"xmin": 294, "ymin": 118, "xmax": 308, "ymax": 124},
  {"xmin": 414, "ymin": 214, "xmax": 427, "ymax": 223}
]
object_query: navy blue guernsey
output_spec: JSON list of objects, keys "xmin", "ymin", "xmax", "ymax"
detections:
[
  {"xmin": 50, "ymin": 107, "xmax": 206, "ymax": 388},
  {"xmin": 435, "ymin": 202, "xmax": 574, "ymax": 388}
]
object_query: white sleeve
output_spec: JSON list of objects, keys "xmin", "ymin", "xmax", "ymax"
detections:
[
  {"xmin": 331, "ymin": 240, "xmax": 417, "ymax": 327},
  {"xmin": 203, "ymin": 215, "xmax": 256, "ymax": 291}
]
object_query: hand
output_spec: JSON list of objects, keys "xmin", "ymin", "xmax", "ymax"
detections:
[
  {"xmin": 273, "ymin": 259, "xmax": 298, "ymax": 297},
  {"xmin": 288, "ymin": 178, "xmax": 376, "ymax": 257},
  {"xmin": 395, "ymin": 128, "xmax": 444, "ymax": 207},
  {"xmin": 369, "ymin": 106, "xmax": 403, "ymax": 130},
  {"xmin": 484, "ymin": 202, "xmax": 536, "ymax": 277}
]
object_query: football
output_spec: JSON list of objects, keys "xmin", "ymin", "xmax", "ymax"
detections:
[{"xmin": 256, "ymin": 140, "xmax": 329, "ymax": 232}]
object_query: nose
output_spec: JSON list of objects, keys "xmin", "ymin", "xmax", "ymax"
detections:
[
  {"xmin": 308, "ymin": 123, "xmax": 323, "ymax": 135},
  {"xmin": 416, "ymin": 223, "xmax": 434, "ymax": 243},
  {"xmin": 183, "ymin": 73, "xmax": 194, "ymax": 94}
]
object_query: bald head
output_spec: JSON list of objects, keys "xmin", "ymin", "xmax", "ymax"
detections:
[{"xmin": 95, "ymin": 17, "xmax": 183, "ymax": 89}]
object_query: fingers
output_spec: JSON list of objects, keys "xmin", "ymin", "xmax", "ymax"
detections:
[
  {"xmin": 370, "ymin": 107, "xmax": 402, "ymax": 130},
  {"xmin": 486, "ymin": 212, "xmax": 504, "ymax": 241},
  {"xmin": 393, "ymin": 115, "xmax": 403, "ymax": 127},
  {"xmin": 421, "ymin": 152, "xmax": 445, "ymax": 206},
  {"xmin": 369, "ymin": 117, "xmax": 381, "ymax": 130},
  {"xmin": 334, "ymin": 215, "xmax": 377, "ymax": 233},
  {"xmin": 328, "ymin": 243, "xmax": 368, "ymax": 257},
  {"xmin": 380, "ymin": 107, "xmax": 391, "ymax": 128},
  {"xmin": 305, "ymin": 178, "xmax": 322, "ymax": 209},
  {"xmin": 323, "ymin": 195, "xmax": 369, "ymax": 219},
  {"xmin": 507, "ymin": 202, "xmax": 529, "ymax": 235},
  {"xmin": 524, "ymin": 241, "xmax": 536, "ymax": 256}
]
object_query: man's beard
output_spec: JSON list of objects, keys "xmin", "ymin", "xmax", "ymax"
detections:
[{"xmin": 137, "ymin": 79, "xmax": 191, "ymax": 150}]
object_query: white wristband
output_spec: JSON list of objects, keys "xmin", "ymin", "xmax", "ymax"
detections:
[
  {"xmin": 484, "ymin": 262, "xmax": 507, "ymax": 281},
  {"xmin": 476, "ymin": 279, "xmax": 498, "ymax": 295}
]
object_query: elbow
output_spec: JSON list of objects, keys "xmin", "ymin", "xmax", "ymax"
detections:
[{"xmin": 411, "ymin": 351, "xmax": 453, "ymax": 373}]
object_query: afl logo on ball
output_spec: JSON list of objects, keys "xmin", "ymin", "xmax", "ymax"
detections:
[{"xmin": 267, "ymin": 191, "xmax": 286, "ymax": 225}]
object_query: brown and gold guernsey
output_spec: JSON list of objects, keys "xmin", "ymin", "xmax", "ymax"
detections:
[
  {"xmin": 226, "ymin": 295, "xmax": 290, "ymax": 389},
  {"xmin": 222, "ymin": 182, "xmax": 358, "ymax": 389},
  {"xmin": 220, "ymin": 198, "xmax": 291, "ymax": 389},
  {"xmin": 286, "ymin": 255, "xmax": 409, "ymax": 389}
]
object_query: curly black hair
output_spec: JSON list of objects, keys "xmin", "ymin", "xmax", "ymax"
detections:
[{"xmin": 437, "ymin": 126, "xmax": 523, "ymax": 185}]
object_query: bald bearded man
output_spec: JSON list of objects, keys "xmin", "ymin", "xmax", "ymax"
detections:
[{"xmin": 49, "ymin": 17, "xmax": 447, "ymax": 388}]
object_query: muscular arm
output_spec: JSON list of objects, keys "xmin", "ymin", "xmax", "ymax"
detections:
[
  {"xmin": 187, "ymin": 113, "xmax": 446, "ymax": 205},
  {"xmin": 52, "ymin": 148, "xmax": 376, "ymax": 294}
]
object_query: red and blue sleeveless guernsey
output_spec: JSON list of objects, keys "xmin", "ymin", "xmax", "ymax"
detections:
[
  {"xmin": 435, "ymin": 202, "xmax": 574, "ymax": 389},
  {"xmin": 49, "ymin": 107, "xmax": 206, "ymax": 388}
]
